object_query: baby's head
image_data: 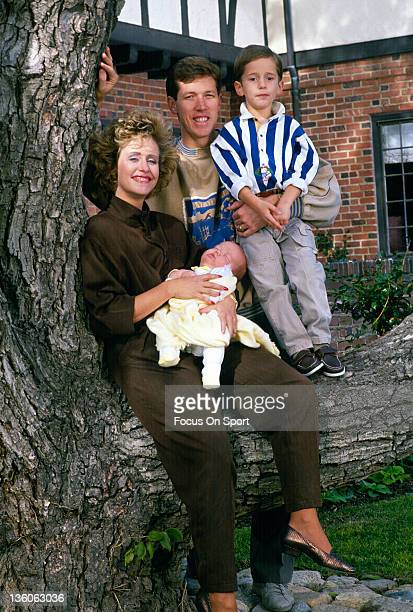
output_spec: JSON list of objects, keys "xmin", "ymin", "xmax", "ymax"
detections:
[{"xmin": 200, "ymin": 241, "xmax": 247, "ymax": 279}]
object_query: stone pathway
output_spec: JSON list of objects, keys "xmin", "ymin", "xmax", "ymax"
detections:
[
  {"xmin": 236, "ymin": 570, "xmax": 413, "ymax": 611},
  {"xmin": 187, "ymin": 570, "xmax": 413, "ymax": 611}
]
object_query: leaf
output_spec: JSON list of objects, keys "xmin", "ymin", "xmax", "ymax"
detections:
[
  {"xmin": 166, "ymin": 528, "xmax": 183, "ymax": 543},
  {"xmin": 124, "ymin": 548, "xmax": 134, "ymax": 566},
  {"xmin": 146, "ymin": 541, "xmax": 155, "ymax": 559},
  {"xmin": 375, "ymin": 484, "xmax": 391, "ymax": 494},
  {"xmin": 147, "ymin": 530, "xmax": 165, "ymax": 542},
  {"xmin": 134, "ymin": 541, "xmax": 146, "ymax": 560},
  {"xmin": 159, "ymin": 532, "xmax": 172, "ymax": 551}
]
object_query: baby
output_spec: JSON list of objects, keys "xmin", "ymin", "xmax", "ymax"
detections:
[{"xmin": 146, "ymin": 241, "xmax": 279, "ymax": 388}]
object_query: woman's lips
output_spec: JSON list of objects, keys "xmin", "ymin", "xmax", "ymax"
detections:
[{"xmin": 132, "ymin": 175, "xmax": 151, "ymax": 182}]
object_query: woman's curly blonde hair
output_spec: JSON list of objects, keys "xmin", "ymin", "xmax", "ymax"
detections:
[{"xmin": 88, "ymin": 110, "xmax": 177, "ymax": 209}]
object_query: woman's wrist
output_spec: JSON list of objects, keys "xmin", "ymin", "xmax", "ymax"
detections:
[{"xmin": 162, "ymin": 279, "xmax": 174, "ymax": 300}]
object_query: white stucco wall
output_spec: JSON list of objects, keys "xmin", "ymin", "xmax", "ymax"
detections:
[
  {"xmin": 118, "ymin": 0, "xmax": 266, "ymax": 44},
  {"xmin": 267, "ymin": 0, "xmax": 413, "ymax": 52},
  {"xmin": 148, "ymin": 1, "xmax": 182, "ymax": 34},
  {"xmin": 233, "ymin": 0, "xmax": 265, "ymax": 47},
  {"xmin": 118, "ymin": 0, "xmax": 412, "ymax": 51},
  {"xmin": 118, "ymin": 0, "xmax": 142, "ymax": 26},
  {"xmin": 187, "ymin": 0, "xmax": 221, "ymax": 42}
]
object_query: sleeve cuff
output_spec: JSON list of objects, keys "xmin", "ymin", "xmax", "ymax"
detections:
[
  {"xmin": 104, "ymin": 295, "xmax": 136, "ymax": 336},
  {"xmin": 283, "ymin": 177, "xmax": 309, "ymax": 195},
  {"xmin": 231, "ymin": 176, "xmax": 255, "ymax": 200}
]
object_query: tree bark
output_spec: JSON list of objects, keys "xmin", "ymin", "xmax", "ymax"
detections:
[
  {"xmin": 233, "ymin": 313, "xmax": 413, "ymax": 515},
  {"xmin": 1, "ymin": 2, "xmax": 192, "ymax": 611},
  {"xmin": 1, "ymin": 2, "xmax": 412, "ymax": 610}
]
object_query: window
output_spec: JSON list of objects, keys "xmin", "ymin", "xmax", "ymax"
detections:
[{"xmin": 373, "ymin": 112, "xmax": 413, "ymax": 254}]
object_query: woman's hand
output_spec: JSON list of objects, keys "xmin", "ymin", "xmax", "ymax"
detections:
[
  {"xmin": 199, "ymin": 295, "xmax": 238, "ymax": 336},
  {"xmin": 167, "ymin": 274, "xmax": 225, "ymax": 302},
  {"xmin": 167, "ymin": 269, "xmax": 195, "ymax": 279}
]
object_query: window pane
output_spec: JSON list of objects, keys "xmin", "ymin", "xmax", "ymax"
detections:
[
  {"xmin": 406, "ymin": 203, "xmax": 413, "ymax": 227},
  {"xmin": 384, "ymin": 148, "xmax": 402, "ymax": 173},
  {"xmin": 401, "ymin": 122, "xmax": 413, "ymax": 147},
  {"xmin": 402, "ymin": 147, "xmax": 413, "ymax": 162},
  {"xmin": 386, "ymin": 175, "xmax": 404, "ymax": 201},
  {"xmin": 388, "ymin": 201, "xmax": 405, "ymax": 220},
  {"xmin": 382, "ymin": 124, "xmax": 400, "ymax": 149},
  {"xmin": 388, "ymin": 217, "xmax": 405, "ymax": 252},
  {"xmin": 405, "ymin": 175, "xmax": 413, "ymax": 199},
  {"xmin": 385, "ymin": 162, "xmax": 402, "ymax": 175}
]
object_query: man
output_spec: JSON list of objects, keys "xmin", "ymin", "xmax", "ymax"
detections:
[
  {"xmin": 93, "ymin": 54, "xmax": 339, "ymax": 612},
  {"xmin": 148, "ymin": 56, "xmax": 297, "ymax": 612}
]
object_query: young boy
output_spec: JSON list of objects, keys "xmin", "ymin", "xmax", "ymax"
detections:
[{"xmin": 211, "ymin": 45, "xmax": 345, "ymax": 377}]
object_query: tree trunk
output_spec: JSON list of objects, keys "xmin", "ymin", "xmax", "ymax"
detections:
[
  {"xmin": 1, "ymin": 2, "xmax": 412, "ymax": 610},
  {"xmin": 1, "ymin": 2, "xmax": 192, "ymax": 611},
  {"xmin": 233, "ymin": 313, "xmax": 413, "ymax": 515}
]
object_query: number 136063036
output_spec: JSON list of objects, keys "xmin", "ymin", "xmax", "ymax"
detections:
[{"xmin": 0, "ymin": 591, "xmax": 66, "ymax": 606}]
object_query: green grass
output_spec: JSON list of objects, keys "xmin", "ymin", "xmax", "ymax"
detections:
[{"xmin": 235, "ymin": 494, "xmax": 413, "ymax": 582}]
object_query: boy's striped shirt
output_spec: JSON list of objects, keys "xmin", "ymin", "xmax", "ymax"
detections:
[{"xmin": 210, "ymin": 102, "xmax": 319, "ymax": 201}]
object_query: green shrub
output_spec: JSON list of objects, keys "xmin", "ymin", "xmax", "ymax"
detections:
[
  {"xmin": 316, "ymin": 231, "xmax": 349, "ymax": 262},
  {"xmin": 323, "ymin": 463, "xmax": 412, "ymax": 505},
  {"xmin": 332, "ymin": 256, "xmax": 413, "ymax": 335}
]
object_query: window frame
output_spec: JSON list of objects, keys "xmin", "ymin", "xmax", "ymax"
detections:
[{"xmin": 372, "ymin": 110, "xmax": 413, "ymax": 255}]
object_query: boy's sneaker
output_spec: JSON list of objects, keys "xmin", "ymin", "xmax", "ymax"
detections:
[
  {"xmin": 291, "ymin": 349, "xmax": 323, "ymax": 377},
  {"xmin": 315, "ymin": 345, "xmax": 346, "ymax": 377},
  {"xmin": 252, "ymin": 582, "xmax": 294, "ymax": 611}
]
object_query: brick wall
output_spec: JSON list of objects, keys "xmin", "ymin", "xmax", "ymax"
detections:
[
  {"xmin": 100, "ymin": 73, "xmax": 233, "ymax": 129},
  {"xmin": 100, "ymin": 51, "xmax": 413, "ymax": 259},
  {"xmin": 284, "ymin": 53, "xmax": 413, "ymax": 259}
]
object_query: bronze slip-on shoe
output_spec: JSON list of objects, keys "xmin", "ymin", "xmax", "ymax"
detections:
[{"xmin": 283, "ymin": 526, "xmax": 355, "ymax": 574}]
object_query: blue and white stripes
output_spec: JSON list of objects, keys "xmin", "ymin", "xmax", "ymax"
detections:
[{"xmin": 210, "ymin": 102, "xmax": 319, "ymax": 200}]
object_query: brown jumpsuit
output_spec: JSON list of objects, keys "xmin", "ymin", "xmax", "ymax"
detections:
[{"xmin": 80, "ymin": 196, "xmax": 321, "ymax": 592}]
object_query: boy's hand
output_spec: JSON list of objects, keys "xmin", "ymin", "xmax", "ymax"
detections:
[
  {"xmin": 96, "ymin": 47, "xmax": 118, "ymax": 105},
  {"xmin": 235, "ymin": 187, "xmax": 283, "ymax": 232},
  {"xmin": 256, "ymin": 199, "xmax": 284, "ymax": 231},
  {"xmin": 272, "ymin": 184, "xmax": 302, "ymax": 226},
  {"xmin": 272, "ymin": 199, "xmax": 292, "ymax": 226},
  {"xmin": 230, "ymin": 192, "xmax": 284, "ymax": 236}
]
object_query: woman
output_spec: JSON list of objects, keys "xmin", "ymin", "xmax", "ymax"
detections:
[{"xmin": 81, "ymin": 110, "xmax": 354, "ymax": 612}]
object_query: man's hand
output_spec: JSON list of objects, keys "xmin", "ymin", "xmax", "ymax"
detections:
[
  {"xmin": 96, "ymin": 47, "xmax": 119, "ymax": 106},
  {"xmin": 229, "ymin": 201, "xmax": 265, "ymax": 237},
  {"xmin": 199, "ymin": 294, "xmax": 237, "ymax": 337}
]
